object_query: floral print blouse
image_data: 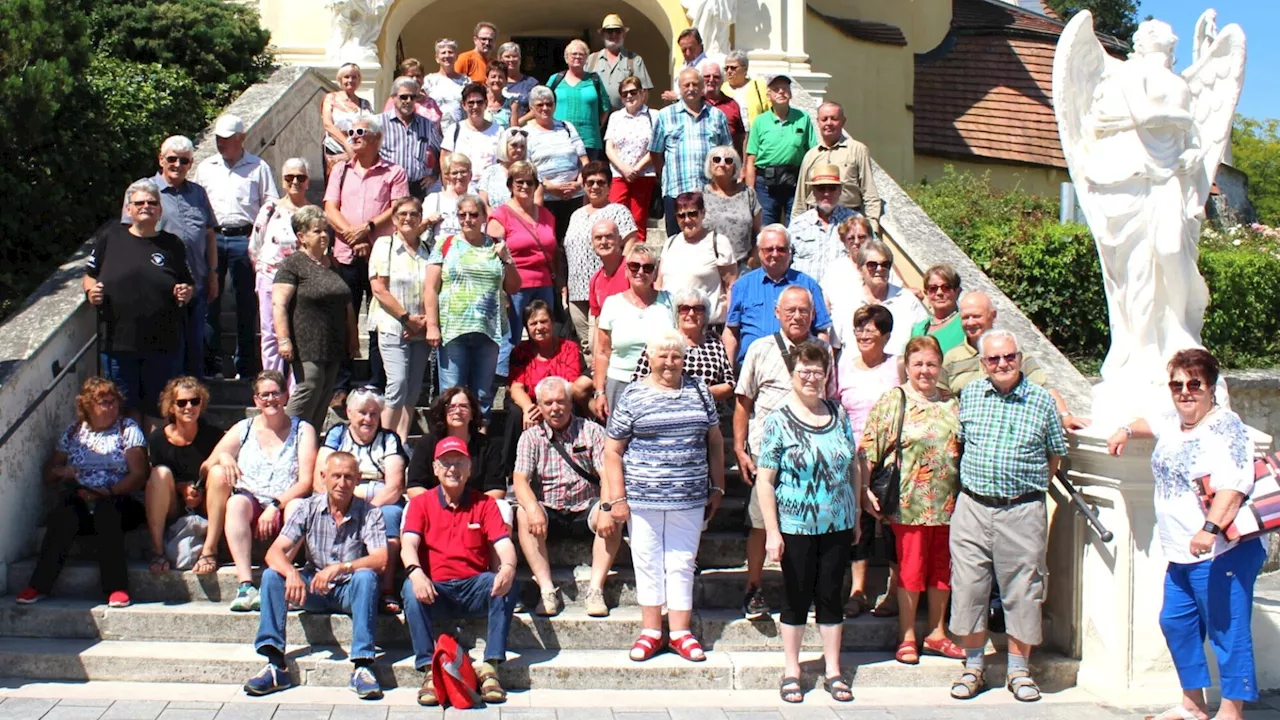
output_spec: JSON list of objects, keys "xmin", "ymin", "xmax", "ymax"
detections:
[{"xmin": 859, "ymin": 386, "xmax": 961, "ymax": 525}]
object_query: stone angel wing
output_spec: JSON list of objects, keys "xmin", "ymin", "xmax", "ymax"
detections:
[
  {"xmin": 1181, "ymin": 13, "xmax": 1246, "ymax": 208},
  {"xmin": 1052, "ymin": 11, "xmax": 1121, "ymax": 226},
  {"xmin": 1193, "ymin": 9, "xmax": 1218, "ymax": 65}
]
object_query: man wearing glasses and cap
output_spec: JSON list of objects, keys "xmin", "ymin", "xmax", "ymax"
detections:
[
  {"xmin": 587, "ymin": 14, "xmax": 654, "ymax": 112},
  {"xmin": 786, "ymin": 163, "xmax": 859, "ymax": 285},
  {"xmin": 745, "ymin": 74, "xmax": 817, "ymax": 227}
]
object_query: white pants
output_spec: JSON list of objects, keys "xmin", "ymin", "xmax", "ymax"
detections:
[{"xmin": 628, "ymin": 506, "xmax": 703, "ymax": 611}]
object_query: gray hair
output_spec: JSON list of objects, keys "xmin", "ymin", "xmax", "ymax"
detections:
[
  {"xmin": 533, "ymin": 375, "xmax": 572, "ymax": 403},
  {"xmin": 281, "ymin": 157, "xmax": 310, "ymax": 175},
  {"xmin": 352, "ymin": 111, "xmax": 382, "ymax": 136},
  {"xmin": 125, "ymin": 178, "xmax": 160, "ymax": 202},
  {"xmin": 725, "ymin": 49, "xmax": 749, "ymax": 69},
  {"xmin": 456, "ymin": 193, "xmax": 488, "ymax": 217},
  {"xmin": 159, "ymin": 135, "xmax": 194, "ymax": 155},
  {"xmin": 856, "ymin": 238, "xmax": 893, "ymax": 266},
  {"xmin": 775, "ymin": 285, "xmax": 813, "ymax": 311},
  {"xmin": 645, "ymin": 328, "xmax": 689, "ymax": 359},
  {"xmin": 757, "ymin": 223, "xmax": 790, "ymax": 249},
  {"xmin": 671, "ymin": 286, "xmax": 710, "ymax": 326},
  {"xmin": 435, "ymin": 38, "xmax": 458, "ymax": 54},
  {"xmin": 496, "ymin": 127, "xmax": 527, "ymax": 164},
  {"xmin": 625, "ymin": 243, "xmax": 658, "ymax": 264},
  {"xmin": 346, "ymin": 387, "xmax": 386, "ymax": 412},
  {"xmin": 391, "ymin": 76, "xmax": 420, "ymax": 95},
  {"xmin": 978, "ymin": 329, "xmax": 1021, "ymax": 355},
  {"xmin": 290, "ymin": 205, "xmax": 328, "ymax": 234},
  {"xmin": 696, "ymin": 59, "xmax": 722, "ymax": 75},
  {"xmin": 704, "ymin": 144, "xmax": 742, "ymax": 182},
  {"xmin": 529, "ymin": 85, "xmax": 555, "ymax": 107},
  {"xmin": 498, "ymin": 41, "xmax": 521, "ymax": 59}
]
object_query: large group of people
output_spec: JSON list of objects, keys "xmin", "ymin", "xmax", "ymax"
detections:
[{"xmin": 39, "ymin": 16, "xmax": 1263, "ymax": 717}]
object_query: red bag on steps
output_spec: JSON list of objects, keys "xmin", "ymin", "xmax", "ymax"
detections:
[{"xmin": 432, "ymin": 632, "xmax": 482, "ymax": 709}]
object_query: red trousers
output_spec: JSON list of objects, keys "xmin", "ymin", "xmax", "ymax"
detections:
[{"xmin": 608, "ymin": 176, "xmax": 657, "ymax": 243}]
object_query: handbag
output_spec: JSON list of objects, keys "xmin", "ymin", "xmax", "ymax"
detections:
[
  {"xmin": 868, "ymin": 388, "xmax": 906, "ymax": 518},
  {"xmin": 1196, "ymin": 450, "xmax": 1280, "ymax": 543}
]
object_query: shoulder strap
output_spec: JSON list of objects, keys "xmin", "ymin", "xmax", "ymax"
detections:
[
  {"xmin": 692, "ymin": 377, "xmax": 714, "ymax": 419},
  {"xmin": 773, "ymin": 332, "xmax": 795, "ymax": 373},
  {"xmin": 240, "ymin": 418, "xmax": 253, "ymax": 446},
  {"xmin": 509, "ymin": 209, "xmax": 557, "ymax": 285},
  {"xmin": 626, "ymin": 52, "xmax": 635, "ymax": 77},
  {"xmin": 453, "ymin": 122, "xmax": 462, "ymax": 145},
  {"xmin": 548, "ymin": 430, "xmax": 600, "ymax": 485},
  {"xmin": 892, "ymin": 387, "xmax": 907, "ymax": 466},
  {"xmin": 548, "ymin": 72, "xmax": 563, "ymax": 92}
]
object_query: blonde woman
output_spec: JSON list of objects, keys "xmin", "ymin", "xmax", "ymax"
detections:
[{"xmin": 321, "ymin": 64, "xmax": 373, "ymax": 175}]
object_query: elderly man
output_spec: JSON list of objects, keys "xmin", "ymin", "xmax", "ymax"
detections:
[
  {"xmin": 381, "ymin": 76, "xmax": 441, "ymax": 199},
  {"xmin": 661, "ymin": 28, "xmax": 708, "ymax": 103},
  {"xmin": 585, "ymin": 217, "xmax": 630, "ymax": 357},
  {"xmin": 513, "ymin": 376, "xmax": 621, "ymax": 618},
  {"xmin": 700, "ymin": 60, "xmax": 745, "ymax": 156},
  {"xmin": 401, "ymin": 436, "xmax": 518, "ymax": 707},
  {"xmin": 649, "ymin": 68, "xmax": 732, "ymax": 238},
  {"xmin": 721, "ymin": 50, "xmax": 771, "ymax": 133},
  {"xmin": 586, "ymin": 14, "xmax": 654, "ymax": 111},
  {"xmin": 456, "ymin": 21, "xmax": 499, "ymax": 82},
  {"xmin": 197, "ymin": 114, "xmax": 280, "ymax": 380},
  {"xmin": 786, "ymin": 164, "xmax": 859, "ymax": 284},
  {"xmin": 745, "ymin": 75, "xmax": 817, "ymax": 227},
  {"xmin": 324, "ymin": 113, "xmax": 409, "ymax": 400},
  {"xmin": 123, "ymin": 136, "xmax": 217, "ymax": 377},
  {"xmin": 734, "ymin": 286, "xmax": 835, "ymax": 620},
  {"xmin": 723, "ymin": 225, "xmax": 831, "ymax": 367},
  {"xmin": 243, "ymin": 452, "xmax": 387, "ymax": 699},
  {"xmin": 942, "ymin": 292, "xmax": 1090, "ymax": 431},
  {"xmin": 949, "ymin": 329, "xmax": 1067, "ymax": 704},
  {"xmin": 792, "ymin": 102, "xmax": 882, "ymax": 230}
]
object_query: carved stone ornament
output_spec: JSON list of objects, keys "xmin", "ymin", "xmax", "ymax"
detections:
[{"xmin": 326, "ymin": 0, "xmax": 391, "ymax": 65}]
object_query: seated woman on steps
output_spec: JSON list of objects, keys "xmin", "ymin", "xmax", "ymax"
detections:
[
  {"xmin": 406, "ymin": 387, "xmax": 511, "ymax": 526},
  {"xmin": 198, "ymin": 370, "xmax": 318, "ymax": 612}
]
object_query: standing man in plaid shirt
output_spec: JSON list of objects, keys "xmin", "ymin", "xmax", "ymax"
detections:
[
  {"xmin": 511, "ymin": 376, "xmax": 621, "ymax": 618},
  {"xmin": 649, "ymin": 67, "xmax": 732, "ymax": 239},
  {"xmin": 950, "ymin": 329, "xmax": 1067, "ymax": 704}
]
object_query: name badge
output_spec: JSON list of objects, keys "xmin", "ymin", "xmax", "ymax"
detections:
[
  {"xmin": 572, "ymin": 445, "xmax": 588, "ymax": 453},
  {"xmin": 467, "ymin": 523, "xmax": 482, "ymax": 530}
]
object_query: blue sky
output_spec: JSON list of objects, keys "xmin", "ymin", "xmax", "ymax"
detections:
[{"xmin": 1154, "ymin": 0, "xmax": 1279, "ymax": 120}]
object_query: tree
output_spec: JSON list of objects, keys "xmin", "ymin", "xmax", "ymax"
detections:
[
  {"xmin": 1231, "ymin": 115, "xmax": 1280, "ymax": 226},
  {"xmin": 1045, "ymin": 0, "xmax": 1142, "ymax": 41}
]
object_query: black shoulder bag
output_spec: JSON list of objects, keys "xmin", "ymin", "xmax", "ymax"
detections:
[{"xmin": 868, "ymin": 387, "xmax": 906, "ymax": 517}]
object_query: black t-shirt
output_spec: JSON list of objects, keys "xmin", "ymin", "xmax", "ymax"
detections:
[
  {"xmin": 406, "ymin": 432, "xmax": 505, "ymax": 494},
  {"xmin": 87, "ymin": 223, "xmax": 193, "ymax": 353},
  {"xmin": 272, "ymin": 253, "xmax": 351, "ymax": 362},
  {"xmin": 148, "ymin": 420, "xmax": 223, "ymax": 484}
]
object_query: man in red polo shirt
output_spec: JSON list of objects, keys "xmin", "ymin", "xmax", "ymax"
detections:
[{"xmin": 400, "ymin": 436, "xmax": 518, "ymax": 706}]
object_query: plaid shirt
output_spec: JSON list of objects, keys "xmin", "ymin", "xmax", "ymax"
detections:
[
  {"xmin": 958, "ymin": 375, "xmax": 1067, "ymax": 498},
  {"xmin": 514, "ymin": 416, "xmax": 605, "ymax": 512},
  {"xmin": 787, "ymin": 206, "xmax": 858, "ymax": 285},
  {"xmin": 649, "ymin": 101, "xmax": 732, "ymax": 197},
  {"xmin": 281, "ymin": 494, "xmax": 387, "ymax": 574}
]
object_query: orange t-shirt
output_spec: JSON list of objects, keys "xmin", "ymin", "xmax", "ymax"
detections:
[{"xmin": 455, "ymin": 50, "xmax": 491, "ymax": 83}]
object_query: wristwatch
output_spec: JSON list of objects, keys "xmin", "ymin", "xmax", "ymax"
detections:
[
  {"xmin": 343, "ymin": 561, "xmax": 354, "ymax": 573},
  {"xmin": 600, "ymin": 499, "xmax": 627, "ymax": 512},
  {"xmin": 398, "ymin": 311, "xmax": 411, "ymax": 325},
  {"xmin": 593, "ymin": 389, "xmax": 606, "ymax": 399},
  {"xmin": 1202, "ymin": 521, "xmax": 1222, "ymax": 536},
  {"xmin": 365, "ymin": 221, "xmax": 375, "ymax": 234}
]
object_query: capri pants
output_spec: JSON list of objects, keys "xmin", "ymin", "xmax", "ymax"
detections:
[
  {"xmin": 780, "ymin": 528, "xmax": 854, "ymax": 626},
  {"xmin": 628, "ymin": 506, "xmax": 703, "ymax": 610}
]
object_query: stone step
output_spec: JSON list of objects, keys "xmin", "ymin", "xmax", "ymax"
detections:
[
  {"xmin": 0, "ymin": 637, "xmax": 1079, "ymax": 690},
  {"xmin": 0, "ymin": 599, "xmax": 905, "ymax": 651}
]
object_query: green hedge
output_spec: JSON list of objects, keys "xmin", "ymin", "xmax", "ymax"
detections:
[{"xmin": 908, "ymin": 167, "xmax": 1280, "ymax": 371}]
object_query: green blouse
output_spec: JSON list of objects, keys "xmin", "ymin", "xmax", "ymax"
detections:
[{"xmin": 911, "ymin": 313, "xmax": 965, "ymax": 355}]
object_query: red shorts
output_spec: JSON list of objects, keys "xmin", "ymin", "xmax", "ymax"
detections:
[{"xmin": 892, "ymin": 524, "xmax": 951, "ymax": 592}]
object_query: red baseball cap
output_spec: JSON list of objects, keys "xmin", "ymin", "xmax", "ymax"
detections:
[{"xmin": 434, "ymin": 436, "xmax": 470, "ymax": 460}]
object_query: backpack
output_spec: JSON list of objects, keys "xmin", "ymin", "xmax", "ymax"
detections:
[{"xmin": 431, "ymin": 633, "xmax": 481, "ymax": 709}]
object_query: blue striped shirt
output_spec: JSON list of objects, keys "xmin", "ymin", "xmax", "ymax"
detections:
[
  {"xmin": 648, "ymin": 102, "xmax": 732, "ymax": 197},
  {"xmin": 380, "ymin": 110, "xmax": 441, "ymax": 183}
]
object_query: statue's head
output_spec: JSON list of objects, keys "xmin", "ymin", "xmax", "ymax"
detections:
[{"xmin": 1132, "ymin": 20, "xmax": 1177, "ymax": 66}]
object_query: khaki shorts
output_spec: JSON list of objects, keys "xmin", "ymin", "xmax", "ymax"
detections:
[
  {"xmin": 947, "ymin": 492, "xmax": 1047, "ymax": 645},
  {"xmin": 747, "ymin": 460, "xmax": 765, "ymax": 530}
]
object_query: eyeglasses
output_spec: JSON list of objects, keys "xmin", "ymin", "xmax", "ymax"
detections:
[
  {"xmin": 346, "ymin": 127, "xmax": 371, "ymax": 138},
  {"xmin": 863, "ymin": 260, "xmax": 892, "ymax": 272},
  {"xmin": 760, "ymin": 246, "xmax": 790, "ymax": 255},
  {"xmin": 584, "ymin": 178, "xmax": 609, "ymax": 187},
  {"xmin": 620, "ymin": 89, "xmax": 640, "ymax": 98},
  {"xmin": 982, "ymin": 353, "xmax": 1019, "ymax": 366},
  {"xmin": 1168, "ymin": 379, "xmax": 1206, "ymax": 394},
  {"xmin": 676, "ymin": 211, "xmax": 700, "ymax": 219},
  {"xmin": 853, "ymin": 326, "xmax": 882, "ymax": 337},
  {"xmin": 677, "ymin": 304, "xmax": 706, "ymax": 314},
  {"xmin": 256, "ymin": 391, "xmax": 284, "ymax": 401},
  {"xmin": 446, "ymin": 403, "xmax": 472, "ymax": 414},
  {"xmin": 626, "ymin": 261, "xmax": 656, "ymax": 274},
  {"xmin": 724, "ymin": 64, "xmax": 742, "ymax": 71},
  {"xmin": 926, "ymin": 283, "xmax": 955, "ymax": 294},
  {"xmin": 512, "ymin": 178, "xmax": 537, "ymax": 187},
  {"xmin": 436, "ymin": 458, "xmax": 468, "ymax": 470},
  {"xmin": 395, "ymin": 211, "xmax": 423, "ymax": 219},
  {"xmin": 710, "ymin": 156, "xmax": 733, "ymax": 165},
  {"xmin": 397, "ymin": 93, "xmax": 415, "ymax": 101},
  {"xmin": 795, "ymin": 369, "xmax": 825, "ymax": 380},
  {"xmin": 174, "ymin": 397, "xmax": 202, "ymax": 409},
  {"xmin": 780, "ymin": 307, "xmax": 812, "ymax": 318},
  {"xmin": 464, "ymin": 99, "xmax": 485, "ymax": 106},
  {"xmin": 446, "ymin": 170, "xmax": 470, "ymax": 178},
  {"xmin": 284, "ymin": 174, "xmax": 307, "ymax": 183},
  {"xmin": 163, "ymin": 156, "xmax": 193, "ymax": 166},
  {"xmin": 457, "ymin": 210, "xmax": 482, "ymax": 219},
  {"xmin": 131, "ymin": 200, "xmax": 160, "ymax": 207}
]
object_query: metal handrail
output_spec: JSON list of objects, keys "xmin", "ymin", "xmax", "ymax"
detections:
[
  {"xmin": 0, "ymin": 334, "xmax": 98, "ymax": 452},
  {"xmin": 1054, "ymin": 467, "xmax": 1114, "ymax": 543}
]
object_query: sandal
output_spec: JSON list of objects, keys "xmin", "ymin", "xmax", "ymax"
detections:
[
  {"xmin": 894, "ymin": 640, "xmax": 919, "ymax": 665},
  {"xmin": 474, "ymin": 661, "xmax": 506, "ymax": 704},
  {"xmin": 148, "ymin": 550, "xmax": 171, "ymax": 575},
  {"xmin": 416, "ymin": 667, "xmax": 438, "ymax": 706},
  {"xmin": 629, "ymin": 634, "xmax": 664, "ymax": 662},
  {"xmin": 922, "ymin": 636, "xmax": 965, "ymax": 659},
  {"xmin": 669, "ymin": 633, "xmax": 706, "ymax": 662},
  {"xmin": 823, "ymin": 676, "xmax": 853, "ymax": 703},
  {"xmin": 950, "ymin": 667, "xmax": 984, "ymax": 700},
  {"xmin": 843, "ymin": 592, "xmax": 870, "ymax": 618},
  {"xmin": 779, "ymin": 676, "xmax": 803, "ymax": 704},
  {"xmin": 870, "ymin": 598, "xmax": 899, "ymax": 618},
  {"xmin": 191, "ymin": 554, "xmax": 218, "ymax": 575},
  {"xmin": 1144, "ymin": 707, "xmax": 1208, "ymax": 720},
  {"xmin": 1006, "ymin": 669, "xmax": 1041, "ymax": 702},
  {"xmin": 379, "ymin": 594, "xmax": 401, "ymax": 615}
]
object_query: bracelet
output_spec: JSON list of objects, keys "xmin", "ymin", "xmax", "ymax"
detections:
[
  {"xmin": 405, "ymin": 564, "xmax": 422, "ymax": 577},
  {"xmin": 593, "ymin": 389, "xmax": 606, "ymax": 398},
  {"xmin": 499, "ymin": 563, "xmax": 516, "ymax": 572},
  {"xmin": 279, "ymin": 338, "xmax": 292, "ymax": 345},
  {"xmin": 1122, "ymin": 425, "xmax": 1134, "ymax": 438},
  {"xmin": 711, "ymin": 486, "xmax": 725, "ymax": 495}
]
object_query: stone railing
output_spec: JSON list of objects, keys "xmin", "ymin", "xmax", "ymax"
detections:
[{"xmin": 1224, "ymin": 369, "xmax": 1280, "ymax": 448}]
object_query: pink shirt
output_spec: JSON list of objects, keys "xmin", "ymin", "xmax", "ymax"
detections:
[
  {"xmin": 490, "ymin": 204, "xmax": 557, "ymax": 288},
  {"xmin": 323, "ymin": 158, "xmax": 409, "ymax": 265},
  {"xmin": 836, "ymin": 353, "xmax": 901, "ymax": 439},
  {"xmin": 589, "ymin": 261, "xmax": 629, "ymax": 316}
]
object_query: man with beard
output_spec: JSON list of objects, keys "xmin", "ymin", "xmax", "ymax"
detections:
[
  {"xmin": 785, "ymin": 164, "xmax": 858, "ymax": 285},
  {"xmin": 586, "ymin": 14, "xmax": 654, "ymax": 112}
]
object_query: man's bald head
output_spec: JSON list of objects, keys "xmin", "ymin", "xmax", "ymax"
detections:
[{"xmin": 959, "ymin": 291, "xmax": 997, "ymax": 343}]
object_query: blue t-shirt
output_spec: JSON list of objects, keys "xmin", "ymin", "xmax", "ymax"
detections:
[
  {"xmin": 757, "ymin": 401, "xmax": 858, "ymax": 535},
  {"xmin": 725, "ymin": 267, "xmax": 833, "ymax": 365},
  {"xmin": 606, "ymin": 376, "xmax": 719, "ymax": 511}
]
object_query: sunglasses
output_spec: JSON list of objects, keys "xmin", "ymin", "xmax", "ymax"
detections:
[
  {"xmin": 457, "ymin": 210, "xmax": 482, "ymax": 219},
  {"xmin": 863, "ymin": 260, "xmax": 892, "ymax": 272},
  {"xmin": 677, "ymin": 304, "xmax": 706, "ymax": 314},
  {"xmin": 508, "ymin": 129, "xmax": 529, "ymax": 137},
  {"xmin": 710, "ymin": 156, "xmax": 733, "ymax": 165},
  {"xmin": 164, "ymin": 156, "xmax": 193, "ymax": 166},
  {"xmin": 512, "ymin": 178, "xmax": 537, "ymax": 187},
  {"xmin": 584, "ymin": 178, "xmax": 609, "ymax": 187},
  {"xmin": 131, "ymin": 200, "xmax": 160, "ymax": 207},
  {"xmin": 174, "ymin": 397, "xmax": 202, "ymax": 408},
  {"xmin": 1168, "ymin": 379, "xmax": 1206, "ymax": 394},
  {"xmin": 346, "ymin": 127, "xmax": 371, "ymax": 138},
  {"xmin": 627, "ymin": 261, "xmax": 656, "ymax": 274},
  {"xmin": 284, "ymin": 174, "xmax": 308, "ymax": 183},
  {"xmin": 926, "ymin": 283, "xmax": 955, "ymax": 293},
  {"xmin": 397, "ymin": 93, "xmax": 415, "ymax": 101},
  {"xmin": 620, "ymin": 89, "xmax": 641, "ymax": 98},
  {"xmin": 676, "ymin": 211, "xmax": 700, "ymax": 219},
  {"xmin": 760, "ymin": 246, "xmax": 790, "ymax": 255},
  {"xmin": 256, "ymin": 391, "xmax": 284, "ymax": 401},
  {"xmin": 982, "ymin": 353, "xmax": 1019, "ymax": 366}
]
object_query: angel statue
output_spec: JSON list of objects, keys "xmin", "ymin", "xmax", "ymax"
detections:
[
  {"xmin": 682, "ymin": 0, "xmax": 736, "ymax": 58},
  {"xmin": 1052, "ymin": 10, "xmax": 1245, "ymax": 420},
  {"xmin": 326, "ymin": 0, "xmax": 391, "ymax": 65}
]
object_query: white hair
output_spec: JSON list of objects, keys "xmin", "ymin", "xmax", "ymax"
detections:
[
  {"xmin": 352, "ymin": 112, "xmax": 382, "ymax": 136},
  {"xmin": 978, "ymin": 329, "xmax": 1021, "ymax": 355},
  {"xmin": 757, "ymin": 223, "xmax": 790, "ymax": 248},
  {"xmin": 529, "ymin": 85, "xmax": 555, "ymax": 106},
  {"xmin": 391, "ymin": 76, "xmax": 420, "ymax": 94},
  {"xmin": 645, "ymin": 328, "xmax": 689, "ymax": 359},
  {"xmin": 534, "ymin": 375, "xmax": 572, "ymax": 403},
  {"xmin": 703, "ymin": 144, "xmax": 742, "ymax": 182},
  {"xmin": 281, "ymin": 157, "xmax": 310, "ymax": 175},
  {"xmin": 159, "ymin": 135, "xmax": 194, "ymax": 155},
  {"xmin": 346, "ymin": 387, "xmax": 386, "ymax": 412},
  {"xmin": 775, "ymin": 285, "xmax": 814, "ymax": 311},
  {"xmin": 671, "ymin": 286, "xmax": 709, "ymax": 313},
  {"xmin": 725, "ymin": 50, "xmax": 749, "ymax": 69}
]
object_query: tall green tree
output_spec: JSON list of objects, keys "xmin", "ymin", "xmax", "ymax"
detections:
[
  {"xmin": 1231, "ymin": 115, "xmax": 1280, "ymax": 226},
  {"xmin": 1045, "ymin": 0, "xmax": 1142, "ymax": 40}
]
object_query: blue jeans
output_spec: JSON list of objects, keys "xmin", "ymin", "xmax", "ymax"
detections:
[
  {"xmin": 182, "ymin": 287, "xmax": 208, "ymax": 378},
  {"xmin": 439, "ymin": 333, "xmax": 500, "ymax": 418},
  {"xmin": 497, "ymin": 285, "xmax": 555, "ymax": 379},
  {"xmin": 401, "ymin": 572, "xmax": 519, "ymax": 669},
  {"xmin": 206, "ymin": 234, "xmax": 258, "ymax": 377},
  {"xmin": 1160, "ymin": 538, "xmax": 1265, "ymax": 702},
  {"xmin": 255, "ymin": 567, "xmax": 379, "ymax": 662},
  {"xmin": 100, "ymin": 351, "xmax": 183, "ymax": 417},
  {"xmin": 754, "ymin": 176, "xmax": 796, "ymax": 227}
]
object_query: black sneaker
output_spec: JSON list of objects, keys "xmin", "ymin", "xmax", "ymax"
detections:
[{"xmin": 743, "ymin": 586, "xmax": 770, "ymax": 620}]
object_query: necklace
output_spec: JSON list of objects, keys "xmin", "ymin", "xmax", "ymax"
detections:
[
  {"xmin": 1180, "ymin": 406, "xmax": 1216, "ymax": 431},
  {"xmin": 930, "ymin": 310, "xmax": 957, "ymax": 327}
]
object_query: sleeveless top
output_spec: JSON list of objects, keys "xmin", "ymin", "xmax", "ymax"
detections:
[
  {"xmin": 234, "ymin": 416, "xmax": 307, "ymax": 500},
  {"xmin": 323, "ymin": 95, "xmax": 373, "ymax": 154}
]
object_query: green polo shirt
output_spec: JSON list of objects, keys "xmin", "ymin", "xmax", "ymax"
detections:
[
  {"xmin": 746, "ymin": 107, "xmax": 817, "ymax": 168},
  {"xmin": 911, "ymin": 314, "xmax": 966, "ymax": 355}
]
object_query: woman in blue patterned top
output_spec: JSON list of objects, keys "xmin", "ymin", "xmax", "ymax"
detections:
[
  {"xmin": 604, "ymin": 328, "xmax": 726, "ymax": 664},
  {"xmin": 757, "ymin": 340, "xmax": 858, "ymax": 704}
]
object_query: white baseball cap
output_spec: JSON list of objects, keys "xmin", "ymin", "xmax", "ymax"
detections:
[{"xmin": 213, "ymin": 115, "xmax": 245, "ymax": 138}]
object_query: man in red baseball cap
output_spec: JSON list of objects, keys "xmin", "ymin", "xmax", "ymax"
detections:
[{"xmin": 400, "ymin": 435, "xmax": 518, "ymax": 706}]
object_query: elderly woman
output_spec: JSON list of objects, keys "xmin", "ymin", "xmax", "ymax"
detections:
[
  {"xmin": 632, "ymin": 287, "xmax": 734, "ymax": 404},
  {"xmin": 423, "ymin": 152, "xmax": 472, "ymax": 246},
  {"xmin": 249, "ymin": 157, "xmax": 310, "ymax": 378},
  {"xmin": 657, "ymin": 192, "xmax": 738, "ymax": 326},
  {"xmin": 757, "ymin": 341, "xmax": 859, "ymax": 703},
  {"xmin": 86, "ymin": 179, "xmax": 194, "ymax": 428},
  {"xmin": 317, "ymin": 387, "xmax": 408, "ymax": 614},
  {"xmin": 479, "ymin": 128, "xmax": 528, "ymax": 209},
  {"xmin": 381, "ymin": 58, "xmax": 444, "ymax": 122},
  {"xmin": 702, "ymin": 145, "xmax": 762, "ymax": 266},
  {"xmin": 604, "ymin": 328, "xmax": 726, "ymax": 662},
  {"xmin": 144, "ymin": 377, "xmax": 221, "ymax": 574},
  {"xmin": 910, "ymin": 264, "xmax": 964, "ymax": 354},
  {"xmin": 836, "ymin": 305, "xmax": 903, "ymax": 618},
  {"xmin": 442, "ymin": 82, "xmax": 501, "ymax": 193},
  {"xmin": 369, "ymin": 197, "xmax": 433, "ymax": 440},
  {"xmin": 1108, "ymin": 349, "xmax": 1265, "ymax": 720},
  {"xmin": 321, "ymin": 63, "xmax": 373, "ymax": 175},
  {"xmin": 862, "ymin": 335, "xmax": 963, "ymax": 665},
  {"xmin": 423, "ymin": 39, "xmax": 467, "ymax": 131},
  {"xmin": 565, "ymin": 161, "xmax": 639, "ymax": 350},
  {"xmin": 593, "ymin": 244, "xmax": 675, "ymax": 418},
  {"xmin": 499, "ymin": 42, "xmax": 537, "ymax": 124},
  {"xmin": 722, "ymin": 50, "xmax": 771, "ymax": 130},
  {"xmin": 604, "ymin": 75, "xmax": 657, "ymax": 241},
  {"xmin": 829, "ymin": 239, "xmax": 926, "ymax": 356},
  {"xmin": 406, "ymin": 388, "xmax": 511, "ymax": 521},
  {"xmin": 525, "ymin": 85, "xmax": 588, "ymax": 239},
  {"xmin": 510, "ymin": 300, "xmax": 593, "ymax": 428},
  {"xmin": 427, "ymin": 194, "xmax": 521, "ymax": 418},
  {"xmin": 548, "ymin": 39, "xmax": 610, "ymax": 162},
  {"xmin": 16, "ymin": 378, "xmax": 147, "ymax": 607},
  {"xmin": 198, "ymin": 370, "xmax": 317, "ymax": 610},
  {"xmin": 272, "ymin": 206, "xmax": 358, "ymax": 431},
  {"xmin": 484, "ymin": 62, "xmax": 514, "ymax": 128}
]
